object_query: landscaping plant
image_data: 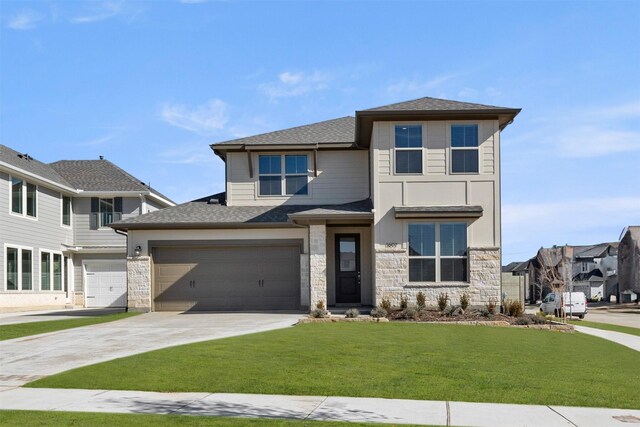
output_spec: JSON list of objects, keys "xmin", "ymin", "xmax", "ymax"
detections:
[
  {"xmin": 460, "ymin": 293, "xmax": 470, "ymax": 310},
  {"xmin": 345, "ymin": 308, "xmax": 360, "ymax": 318},
  {"xmin": 399, "ymin": 295, "xmax": 408, "ymax": 310},
  {"xmin": 416, "ymin": 292, "xmax": 426, "ymax": 310},
  {"xmin": 437, "ymin": 292, "xmax": 449, "ymax": 311},
  {"xmin": 380, "ymin": 298, "xmax": 392, "ymax": 312}
]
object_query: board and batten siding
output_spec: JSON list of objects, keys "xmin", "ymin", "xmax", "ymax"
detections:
[
  {"xmin": 73, "ymin": 197, "xmax": 139, "ymax": 246},
  {"xmin": 371, "ymin": 120, "xmax": 501, "ymax": 250},
  {"xmin": 227, "ymin": 150, "xmax": 369, "ymax": 206},
  {"xmin": 0, "ymin": 171, "xmax": 73, "ymax": 294}
]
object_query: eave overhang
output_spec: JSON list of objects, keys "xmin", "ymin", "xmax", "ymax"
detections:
[
  {"xmin": 355, "ymin": 108, "xmax": 522, "ymax": 148},
  {"xmin": 394, "ymin": 205, "xmax": 484, "ymax": 219}
]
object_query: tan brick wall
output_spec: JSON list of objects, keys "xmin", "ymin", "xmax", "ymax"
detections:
[
  {"xmin": 127, "ymin": 256, "xmax": 152, "ymax": 312},
  {"xmin": 309, "ymin": 224, "xmax": 327, "ymax": 309}
]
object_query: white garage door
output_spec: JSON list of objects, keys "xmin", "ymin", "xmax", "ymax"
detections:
[{"xmin": 85, "ymin": 262, "xmax": 127, "ymax": 308}]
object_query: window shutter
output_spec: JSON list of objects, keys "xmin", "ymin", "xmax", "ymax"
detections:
[
  {"xmin": 90, "ymin": 198, "xmax": 99, "ymax": 230},
  {"xmin": 114, "ymin": 197, "xmax": 123, "ymax": 213}
]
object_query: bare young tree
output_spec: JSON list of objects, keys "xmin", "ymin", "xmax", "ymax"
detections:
[{"xmin": 537, "ymin": 247, "xmax": 568, "ymax": 321}]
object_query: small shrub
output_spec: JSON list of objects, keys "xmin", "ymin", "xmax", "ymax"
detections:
[
  {"xmin": 460, "ymin": 293, "xmax": 470, "ymax": 310},
  {"xmin": 380, "ymin": 298, "xmax": 392, "ymax": 312},
  {"xmin": 486, "ymin": 298, "xmax": 498, "ymax": 315},
  {"xmin": 315, "ymin": 300, "xmax": 325, "ymax": 310},
  {"xmin": 400, "ymin": 295, "xmax": 408, "ymax": 310},
  {"xmin": 401, "ymin": 306, "xmax": 418, "ymax": 320},
  {"xmin": 345, "ymin": 308, "xmax": 360, "ymax": 318},
  {"xmin": 370, "ymin": 307, "xmax": 387, "ymax": 318},
  {"xmin": 530, "ymin": 313, "xmax": 550, "ymax": 324},
  {"xmin": 437, "ymin": 292, "xmax": 449, "ymax": 311},
  {"xmin": 505, "ymin": 300, "xmax": 524, "ymax": 317},
  {"xmin": 416, "ymin": 292, "xmax": 426, "ymax": 310},
  {"xmin": 310, "ymin": 308, "xmax": 329, "ymax": 318},
  {"xmin": 515, "ymin": 316, "xmax": 532, "ymax": 325}
]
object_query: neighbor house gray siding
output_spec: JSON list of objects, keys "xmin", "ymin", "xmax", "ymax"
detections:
[
  {"xmin": 72, "ymin": 197, "xmax": 140, "ymax": 246},
  {"xmin": 0, "ymin": 171, "xmax": 74, "ymax": 293}
]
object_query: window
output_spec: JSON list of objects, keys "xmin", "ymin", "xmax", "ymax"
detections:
[
  {"xmin": 62, "ymin": 196, "xmax": 72, "ymax": 226},
  {"xmin": 100, "ymin": 198, "xmax": 114, "ymax": 227},
  {"xmin": 5, "ymin": 247, "xmax": 33, "ymax": 291},
  {"xmin": 90, "ymin": 197, "xmax": 122, "ymax": 230},
  {"xmin": 41, "ymin": 252, "xmax": 51, "ymax": 291},
  {"xmin": 395, "ymin": 125, "xmax": 422, "ymax": 174},
  {"xmin": 6, "ymin": 248, "xmax": 18, "ymax": 290},
  {"xmin": 53, "ymin": 254, "xmax": 62, "ymax": 291},
  {"xmin": 11, "ymin": 178, "xmax": 22, "ymax": 214},
  {"xmin": 408, "ymin": 223, "xmax": 468, "ymax": 282},
  {"xmin": 10, "ymin": 177, "xmax": 37, "ymax": 217},
  {"xmin": 258, "ymin": 154, "xmax": 308, "ymax": 196},
  {"xmin": 451, "ymin": 124, "xmax": 479, "ymax": 173}
]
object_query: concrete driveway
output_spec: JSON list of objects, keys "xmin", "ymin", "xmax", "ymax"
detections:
[{"xmin": 0, "ymin": 312, "xmax": 302, "ymax": 387}]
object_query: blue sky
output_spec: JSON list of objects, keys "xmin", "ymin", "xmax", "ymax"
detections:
[{"xmin": 1, "ymin": 0, "xmax": 639, "ymax": 263}]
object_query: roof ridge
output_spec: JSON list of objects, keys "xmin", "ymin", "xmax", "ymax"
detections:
[{"xmin": 363, "ymin": 95, "xmax": 511, "ymax": 111}]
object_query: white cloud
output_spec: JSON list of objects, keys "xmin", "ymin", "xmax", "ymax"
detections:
[
  {"xmin": 386, "ymin": 74, "xmax": 459, "ymax": 96},
  {"xmin": 7, "ymin": 10, "xmax": 41, "ymax": 30},
  {"xmin": 158, "ymin": 145, "xmax": 213, "ymax": 164},
  {"xmin": 259, "ymin": 70, "xmax": 329, "ymax": 99},
  {"xmin": 160, "ymin": 99, "xmax": 228, "ymax": 134},
  {"xmin": 553, "ymin": 126, "xmax": 640, "ymax": 157},
  {"xmin": 78, "ymin": 134, "xmax": 116, "ymax": 146},
  {"xmin": 70, "ymin": 1, "xmax": 129, "ymax": 24}
]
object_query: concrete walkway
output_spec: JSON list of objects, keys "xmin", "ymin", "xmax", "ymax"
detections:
[
  {"xmin": 0, "ymin": 312, "xmax": 302, "ymax": 387},
  {"xmin": 573, "ymin": 325, "xmax": 640, "ymax": 352},
  {"xmin": 1, "ymin": 387, "xmax": 639, "ymax": 427},
  {"xmin": 0, "ymin": 308, "xmax": 125, "ymax": 325}
]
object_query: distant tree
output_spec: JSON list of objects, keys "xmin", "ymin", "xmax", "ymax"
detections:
[{"xmin": 537, "ymin": 247, "xmax": 568, "ymax": 321}]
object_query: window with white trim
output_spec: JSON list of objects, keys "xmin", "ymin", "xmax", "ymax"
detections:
[
  {"xmin": 10, "ymin": 177, "xmax": 37, "ymax": 217},
  {"xmin": 5, "ymin": 247, "xmax": 33, "ymax": 291},
  {"xmin": 99, "ymin": 198, "xmax": 114, "ymax": 227},
  {"xmin": 258, "ymin": 154, "xmax": 309, "ymax": 196},
  {"xmin": 451, "ymin": 124, "xmax": 479, "ymax": 174},
  {"xmin": 408, "ymin": 222, "xmax": 468, "ymax": 282},
  {"xmin": 395, "ymin": 125, "xmax": 423, "ymax": 174},
  {"xmin": 62, "ymin": 196, "xmax": 72, "ymax": 226}
]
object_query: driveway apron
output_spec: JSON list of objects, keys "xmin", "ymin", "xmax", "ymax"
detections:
[{"xmin": 0, "ymin": 312, "xmax": 301, "ymax": 387}]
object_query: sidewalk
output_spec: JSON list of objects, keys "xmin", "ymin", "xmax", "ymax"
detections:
[
  {"xmin": 1, "ymin": 387, "xmax": 638, "ymax": 427},
  {"xmin": 573, "ymin": 325, "xmax": 640, "ymax": 352}
]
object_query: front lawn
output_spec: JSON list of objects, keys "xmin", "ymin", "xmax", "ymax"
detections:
[
  {"xmin": 567, "ymin": 319, "xmax": 640, "ymax": 337},
  {"xmin": 0, "ymin": 312, "xmax": 140, "ymax": 341},
  {"xmin": 27, "ymin": 323, "xmax": 640, "ymax": 408},
  {"xmin": 0, "ymin": 411, "xmax": 431, "ymax": 427}
]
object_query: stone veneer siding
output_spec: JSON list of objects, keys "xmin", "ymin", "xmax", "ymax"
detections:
[
  {"xmin": 127, "ymin": 256, "xmax": 152, "ymax": 312},
  {"xmin": 309, "ymin": 224, "xmax": 327, "ymax": 309},
  {"xmin": 375, "ymin": 247, "xmax": 501, "ymax": 307},
  {"xmin": 300, "ymin": 253, "xmax": 310, "ymax": 308}
]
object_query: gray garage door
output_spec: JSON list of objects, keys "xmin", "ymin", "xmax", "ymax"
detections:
[{"xmin": 153, "ymin": 245, "xmax": 300, "ymax": 311}]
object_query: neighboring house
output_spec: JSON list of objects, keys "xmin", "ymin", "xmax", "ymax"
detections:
[
  {"xmin": 501, "ymin": 260, "xmax": 529, "ymax": 303},
  {"xmin": 111, "ymin": 96, "xmax": 521, "ymax": 312},
  {"xmin": 618, "ymin": 226, "xmax": 640, "ymax": 302},
  {"xmin": 0, "ymin": 145, "xmax": 175, "ymax": 311},
  {"xmin": 528, "ymin": 242, "xmax": 618, "ymax": 302}
]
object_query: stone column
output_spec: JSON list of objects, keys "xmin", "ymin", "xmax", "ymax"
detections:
[
  {"xmin": 127, "ymin": 256, "xmax": 152, "ymax": 312},
  {"xmin": 309, "ymin": 223, "xmax": 327, "ymax": 310},
  {"xmin": 468, "ymin": 247, "xmax": 501, "ymax": 305}
]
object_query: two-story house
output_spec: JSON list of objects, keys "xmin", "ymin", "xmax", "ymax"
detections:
[
  {"xmin": 112, "ymin": 97, "xmax": 520, "ymax": 312},
  {"xmin": 0, "ymin": 144, "xmax": 175, "ymax": 311}
]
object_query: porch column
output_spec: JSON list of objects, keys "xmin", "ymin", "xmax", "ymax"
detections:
[
  {"xmin": 309, "ymin": 223, "xmax": 327, "ymax": 310},
  {"xmin": 127, "ymin": 256, "xmax": 152, "ymax": 312}
]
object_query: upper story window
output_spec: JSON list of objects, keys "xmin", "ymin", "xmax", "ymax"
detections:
[
  {"xmin": 258, "ymin": 154, "xmax": 309, "ymax": 196},
  {"xmin": 90, "ymin": 197, "xmax": 123, "ymax": 229},
  {"xmin": 408, "ymin": 222, "xmax": 468, "ymax": 282},
  {"xmin": 395, "ymin": 125, "xmax": 423, "ymax": 174},
  {"xmin": 10, "ymin": 177, "xmax": 37, "ymax": 218},
  {"xmin": 62, "ymin": 196, "xmax": 72, "ymax": 226},
  {"xmin": 451, "ymin": 124, "xmax": 479, "ymax": 174}
]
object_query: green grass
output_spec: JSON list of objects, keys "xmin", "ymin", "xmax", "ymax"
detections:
[
  {"xmin": 0, "ymin": 312, "xmax": 140, "ymax": 341},
  {"xmin": 567, "ymin": 319, "xmax": 640, "ymax": 337},
  {"xmin": 0, "ymin": 411, "xmax": 434, "ymax": 427},
  {"xmin": 28, "ymin": 323, "xmax": 640, "ymax": 409}
]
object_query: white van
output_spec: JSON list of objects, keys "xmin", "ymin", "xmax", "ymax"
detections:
[{"xmin": 540, "ymin": 292, "xmax": 587, "ymax": 318}]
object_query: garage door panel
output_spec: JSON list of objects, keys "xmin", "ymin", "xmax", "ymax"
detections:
[
  {"xmin": 153, "ymin": 244, "xmax": 300, "ymax": 311},
  {"xmin": 85, "ymin": 262, "xmax": 127, "ymax": 308}
]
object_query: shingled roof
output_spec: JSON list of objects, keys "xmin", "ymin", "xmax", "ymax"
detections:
[
  {"xmin": 111, "ymin": 198, "xmax": 373, "ymax": 230},
  {"xmin": 364, "ymin": 96, "xmax": 508, "ymax": 112},
  {"xmin": 50, "ymin": 159, "xmax": 173, "ymax": 202},
  {"xmin": 213, "ymin": 116, "xmax": 355, "ymax": 147},
  {"xmin": 0, "ymin": 144, "xmax": 73, "ymax": 189}
]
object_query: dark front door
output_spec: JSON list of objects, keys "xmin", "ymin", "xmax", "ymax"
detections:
[{"xmin": 335, "ymin": 234, "xmax": 361, "ymax": 304}]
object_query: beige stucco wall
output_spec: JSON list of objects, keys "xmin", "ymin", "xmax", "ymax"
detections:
[{"xmin": 226, "ymin": 149, "xmax": 369, "ymax": 206}]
